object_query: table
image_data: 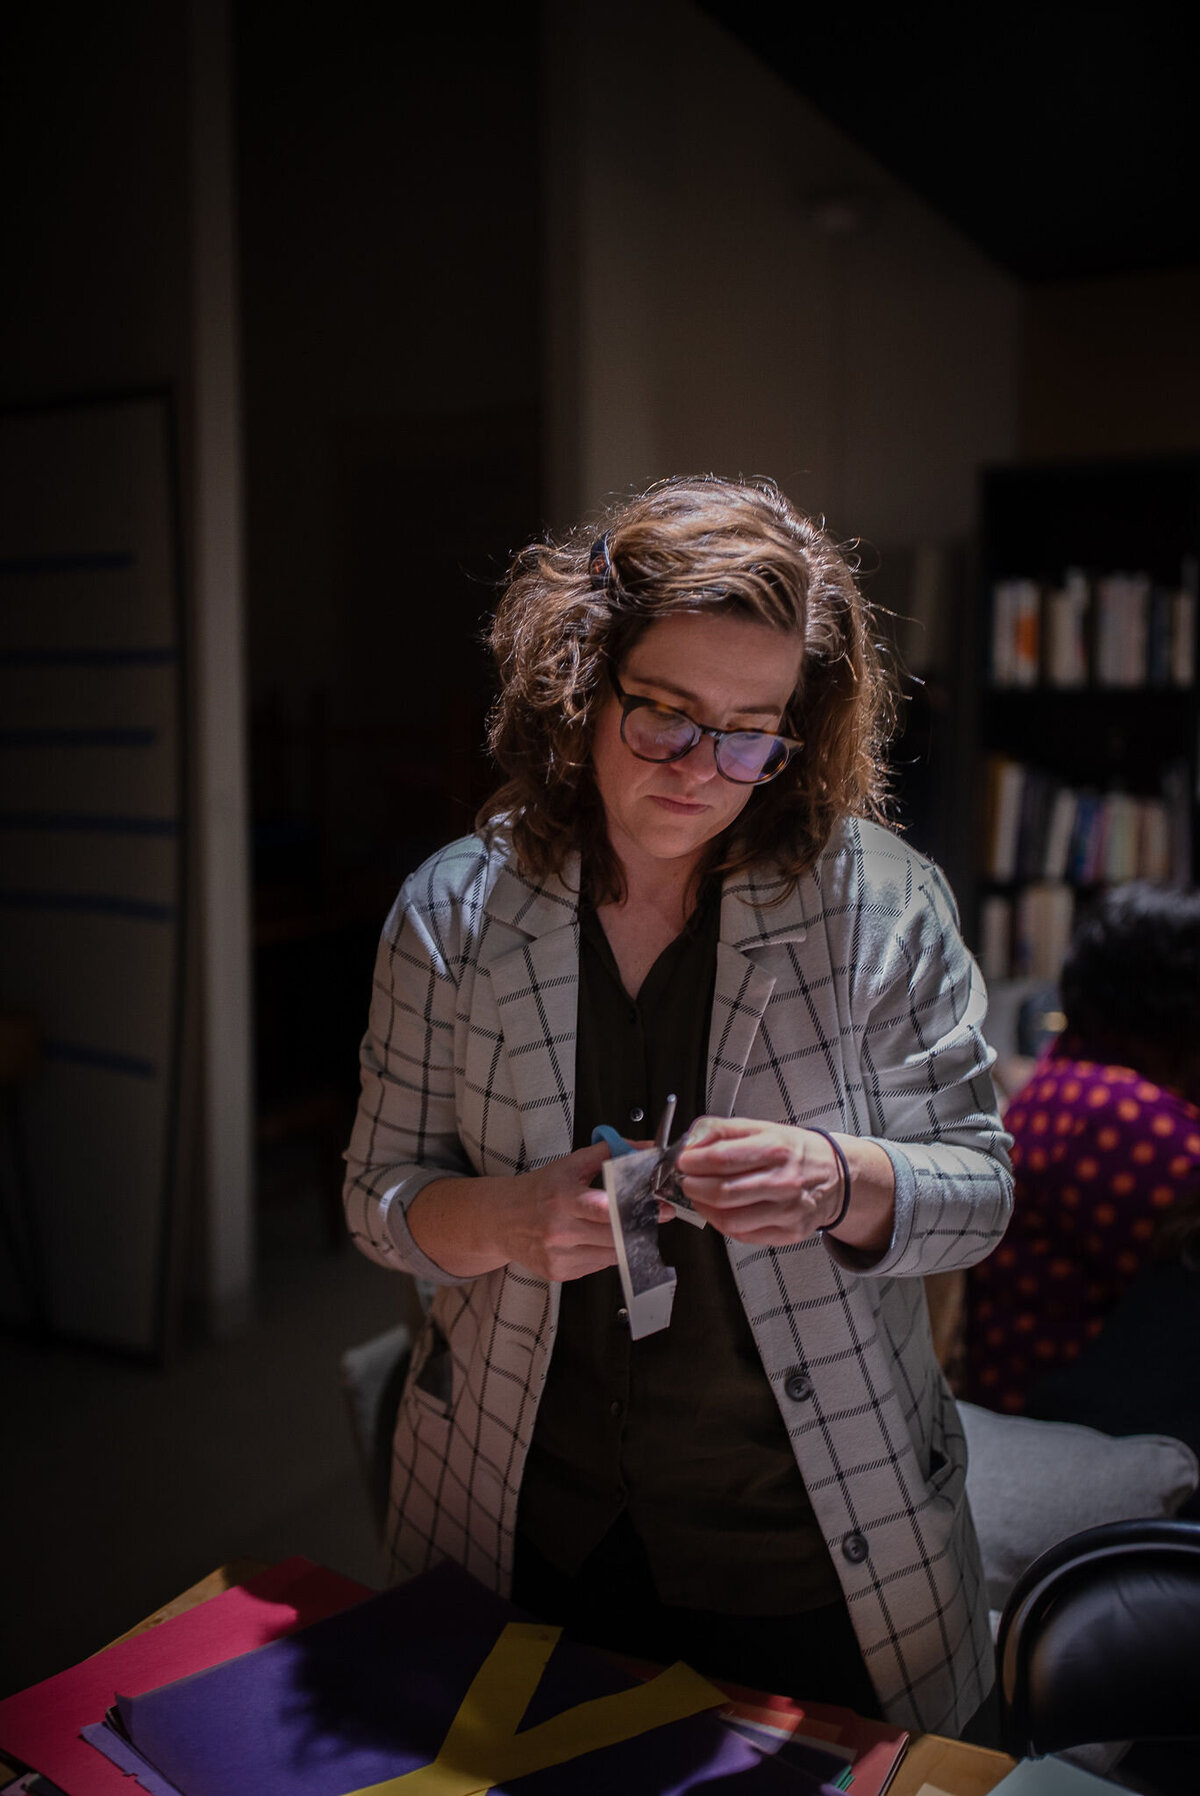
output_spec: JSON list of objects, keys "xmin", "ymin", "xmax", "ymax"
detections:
[{"xmin": 3, "ymin": 1564, "xmax": 1017, "ymax": 1796}]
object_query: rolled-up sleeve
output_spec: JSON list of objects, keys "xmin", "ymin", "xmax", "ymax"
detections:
[{"xmin": 342, "ymin": 869, "xmax": 476, "ymax": 1284}]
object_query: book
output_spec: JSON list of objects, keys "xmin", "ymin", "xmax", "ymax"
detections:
[
  {"xmin": 1137, "ymin": 796, "xmax": 1171, "ymax": 882},
  {"xmin": 990, "ymin": 581, "xmax": 1015, "ymax": 686},
  {"xmin": 991, "ymin": 580, "xmax": 1041, "ymax": 686},
  {"xmin": 1041, "ymin": 787, "xmax": 1078, "ymax": 882},
  {"xmin": 1044, "ymin": 569, "xmax": 1089, "ymax": 687},
  {"xmin": 1171, "ymin": 587, "xmax": 1196, "ymax": 685},
  {"xmin": 1147, "ymin": 584, "xmax": 1173, "ymax": 685},
  {"xmin": 1101, "ymin": 792, "xmax": 1138, "ymax": 882},
  {"xmin": 1013, "ymin": 883, "xmax": 1074, "ymax": 983},
  {"xmin": 1067, "ymin": 791, "xmax": 1107, "ymax": 885},
  {"xmin": 1015, "ymin": 768, "xmax": 1055, "ymax": 881},
  {"xmin": 1094, "ymin": 572, "xmax": 1151, "ymax": 687},
  {"xmin": 979, "ymin": 894, "xmax": 1013, "ymax": 983},
  {"xmin": 986, "ymin": 756, "xmax": 1025, "ymax": 881}
]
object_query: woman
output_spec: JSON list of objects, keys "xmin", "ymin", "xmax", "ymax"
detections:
[
  {"xmin": 344, "ymin": 476, "xmax": 1012, "ymax": 1737},
  {"xmin": 967, "ymin": 881, "xmax": 1200, "ymax": 1416}
]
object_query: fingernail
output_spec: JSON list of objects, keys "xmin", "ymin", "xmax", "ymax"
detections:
[{"xmin": 686, "ymin": 1120, "xmax": 713, "ymax": 1146}]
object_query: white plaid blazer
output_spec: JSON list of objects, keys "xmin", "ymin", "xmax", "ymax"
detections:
[{"xmin": 344, "ymin": 816, "xmax": 1013, "ymax": 1736}]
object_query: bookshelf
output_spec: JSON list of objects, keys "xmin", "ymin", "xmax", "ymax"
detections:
[{"xmin": 973, "ymin": 456, "xmax": 1200, "ymax": 990}]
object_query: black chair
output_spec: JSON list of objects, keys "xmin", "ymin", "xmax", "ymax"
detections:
[{"xmin": 997, "ymin": 1517, "xmax": 1200, "ymax": 1785}]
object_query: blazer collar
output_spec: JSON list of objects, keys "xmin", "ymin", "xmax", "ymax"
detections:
[
  {"xmin": 485, "ymin": 848, "xmax": 582, "ymax": 940},
  {"xmin": 483, "ymin": 839, "xmax": 810, "ymax": 952},
  {"xmin": 719, "ymin": 862, "xmax": 811, "ymax": 952}
]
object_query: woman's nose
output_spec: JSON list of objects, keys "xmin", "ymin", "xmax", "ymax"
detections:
[{"xmin": 678, "ymin": 731, "xmax": 721, "ymax": 779}]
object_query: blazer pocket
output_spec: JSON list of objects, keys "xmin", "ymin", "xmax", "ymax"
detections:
[
  {"xmin": 925, "ymin": 1420, "xmax": 966, "ymax": 1506},
  {"xmin": 411, "ymin": 1318, "xmax": 455, "ymax": 1412}
]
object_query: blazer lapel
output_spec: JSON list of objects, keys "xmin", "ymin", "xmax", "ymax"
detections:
[
  {"xmin": 707, "ymin": 865, "xmax": 811, "ymax": 1118},
  {"xmin": 485, "ymin": 855, "xmax": 582, "ymax": 1169},
  {"xmin": 482, "ymin": 853, "xmax": 815, "ymax": 1158}
]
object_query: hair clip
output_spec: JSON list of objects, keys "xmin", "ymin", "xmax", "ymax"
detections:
[{"xmin": 588, "ymin": 535, "xmax": 612, "ymax": 593}]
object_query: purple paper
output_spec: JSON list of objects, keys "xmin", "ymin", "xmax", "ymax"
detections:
[{"xmin": 108, "ymin": 1562, "xmax": 835, "ymax": 1796}]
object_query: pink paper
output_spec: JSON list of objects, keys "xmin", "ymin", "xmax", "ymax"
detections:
[{"xmin": 0, "ymin": 1557, "xmax": 372, "ymax": 1796}]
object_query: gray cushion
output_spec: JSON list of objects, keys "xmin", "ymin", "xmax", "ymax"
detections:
[{"xmin": 960, "ymin": 1400, "xmax": 1200, "ymax": 1613}]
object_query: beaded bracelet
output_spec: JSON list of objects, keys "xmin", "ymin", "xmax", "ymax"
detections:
[{"xmin": 807, "ymin": 1126, "xmax": 852, "ymax": 1234}]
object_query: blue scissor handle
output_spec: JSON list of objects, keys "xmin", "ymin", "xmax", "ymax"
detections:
[{"xmin": 591, "ymin": 1124, "xmax": 639, "ymax": 1158}]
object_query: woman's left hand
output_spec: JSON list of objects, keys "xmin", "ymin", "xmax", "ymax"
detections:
[{"xmin": 675, "ymin": 1116, "xmax": 896, "ymax": 1252}]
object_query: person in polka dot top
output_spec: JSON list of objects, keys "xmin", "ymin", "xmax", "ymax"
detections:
[{"xmin": 966, "ymin": 881, "xmax": 1200, "ymax": 1415}]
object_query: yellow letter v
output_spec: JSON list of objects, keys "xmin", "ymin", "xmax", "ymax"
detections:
[{"xmin": 345, "ymin": 1620, "xmax": 725, "ymax": 1796}]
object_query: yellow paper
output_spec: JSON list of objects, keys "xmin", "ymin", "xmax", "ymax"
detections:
[{"xmin": 346, "ymin": 1620, "xmax": 725, "ymax": 1796}]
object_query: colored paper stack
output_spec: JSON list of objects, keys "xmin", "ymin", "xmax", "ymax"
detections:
[{"xmin": 0, "ymin": 1558, "xmax": 898, "ymax": 1796}]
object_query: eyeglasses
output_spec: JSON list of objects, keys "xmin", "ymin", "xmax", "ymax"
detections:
[{"xmin": 610, "ymin": 671, "xmax": 802, "ymax": 785}]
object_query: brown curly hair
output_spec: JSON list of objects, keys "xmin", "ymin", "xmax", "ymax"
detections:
[{"xmin": 478, "ymin": 474, "xmax": 897, "ymax": 901}]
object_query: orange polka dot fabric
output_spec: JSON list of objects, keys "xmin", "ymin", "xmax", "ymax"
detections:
[{"xmin": 965, "ymin": 1051, "xmax": 1200, "ymax": 1415}]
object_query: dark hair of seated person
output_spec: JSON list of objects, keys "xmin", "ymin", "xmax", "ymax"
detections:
[{"xmin": 1058, "ymin": 880, "xmax": 1200, "ymax": 1108}]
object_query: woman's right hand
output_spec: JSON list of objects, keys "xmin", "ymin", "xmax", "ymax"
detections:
[
  {"xmin": 407, "ymin": 1141, "xmax": 617, "ymax": 1282},
  {"xmin": 501, "ymin": 1141, "xmax": 618, "ymax": 1280}
]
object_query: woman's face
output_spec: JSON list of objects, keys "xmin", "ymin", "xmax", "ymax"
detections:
[{"xmin": 591, "ymin": 610, "xmax": 804, "ymax": 886}]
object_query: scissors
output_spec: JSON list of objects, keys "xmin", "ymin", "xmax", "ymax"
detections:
[{"xmin": 592, "ymin": 1095, "xmax": 701, "ymax": 1219}]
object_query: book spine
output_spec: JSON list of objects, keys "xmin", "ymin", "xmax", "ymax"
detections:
[
  {"xmin": 1013, "ymin": 882, "xmax": 1074, "ymax": 982},
  {"xmin": 1045, "ymin": 568, "xmax": 1089, "ymax": 687},
  {"xmin": 1042, "ymin": 786, "xmax": 1078, "ymax": 881},
  {"xmin": 987, "ymin": 756, "xmax": 1024, "ymax": 881},
  {"xmin": 1172, "ymin": 589, "xmax": 1196, "ymax": 686},
  {"xmin": 979, "ymin": 894, "xmax": 1012, "ymax": 983},
  {"xmin": 1012, "ymin": 579, "xmax": 1040, "ymax": 686}
]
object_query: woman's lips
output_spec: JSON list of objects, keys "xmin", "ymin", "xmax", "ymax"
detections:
[{"xmin": 649, "ymin": 794, "xmax": 707, "ymax": 814}]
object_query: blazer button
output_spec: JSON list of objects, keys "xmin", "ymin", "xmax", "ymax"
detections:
[
  {"xmin": 841, "ymin": 1530, "xmax": 869, "ymax": 1565},
  {"xmin": 784, "ymin": 1370, "xmax": 813, "ymax": 1402}
]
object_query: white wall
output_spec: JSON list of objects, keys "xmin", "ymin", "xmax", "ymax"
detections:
[{"xmin": 544, "ymin": 0, "xmax": 1021, "ymax": 545}]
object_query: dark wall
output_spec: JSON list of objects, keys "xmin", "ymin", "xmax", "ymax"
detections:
[
  {"xmin": 0, "ymin": 4, "xmax": 190, "ymax": 407},
  {"xmin": 235, "ymin": 5, "xmax": 544, "ymax": 1115}
]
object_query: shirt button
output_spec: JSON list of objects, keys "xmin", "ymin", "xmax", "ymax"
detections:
[
  {"xmin": 630, "ymin": 1106, "xmax": 645, "ymax": 1124},
  {"xmin": 784, "ymin": 1370, "xmax": 814, "ymax": 1403},
  {"xmin": 842, "ymin": 1530, "xmax": 869, "ymax": 1565},
  {"xmin": 617, "ymin": 1307, "xmax": 629, "ymax": 1323},
  {"xmin": 609, "ymin": 1400, "xmax": 622, "ymax": 1418}
]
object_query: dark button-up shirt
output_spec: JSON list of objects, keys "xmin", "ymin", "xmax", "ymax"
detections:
[{"xmin": 516, "ymin": 889, "xmax": 841, "ymax": 1614}]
